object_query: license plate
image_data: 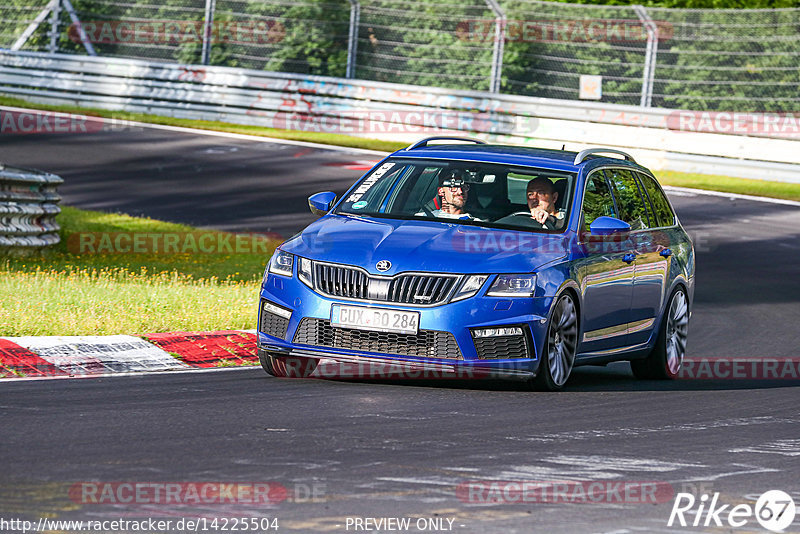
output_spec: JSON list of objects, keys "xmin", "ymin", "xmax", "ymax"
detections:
[{"xmin": 330, "ymin": 304, "xmax": 419, "ymax": 335}]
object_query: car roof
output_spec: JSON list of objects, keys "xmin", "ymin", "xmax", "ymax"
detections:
[{"xmin": 390, "ymin": 143, "xmax": 649, "ymax": 175}]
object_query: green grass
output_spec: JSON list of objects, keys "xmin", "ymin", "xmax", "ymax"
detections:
[
  {"xmin": 657, "ymin": 171, "xmax": 800, "ymax": 202},
  {"xmin": 0, "ymin": 206, "xmax": 275, "ymax": 336},
  {"xmin": 3, "ymin": 94, "xmax": 798, "ymax": 202}
]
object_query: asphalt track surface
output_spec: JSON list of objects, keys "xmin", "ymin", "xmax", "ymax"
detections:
[{"xmin": 2, "ymin": 123, "xmax": 800, "ymax": 533}]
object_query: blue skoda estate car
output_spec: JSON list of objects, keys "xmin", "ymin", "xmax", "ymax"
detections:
[{"xmin": 257, "ymin": 137, "xmax": 694, "ymax": 390}]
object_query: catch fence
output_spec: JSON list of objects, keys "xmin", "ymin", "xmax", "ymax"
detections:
[{"xmin": 1, "ymin": 0, "xmax": 798, "ymax": 111}]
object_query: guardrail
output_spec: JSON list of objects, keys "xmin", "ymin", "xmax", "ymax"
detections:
[
  {"xmin": 0, "ymin": 50, "xmax": 798, "ymax": 182},
  {"xmin": 0, "ymin": 163, "xmax": 63, "ymax": 250}
]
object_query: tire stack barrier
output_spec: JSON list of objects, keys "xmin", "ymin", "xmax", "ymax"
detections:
[{"xmin": 0, "ymin": 163, "xmax": 63, "ymax": 250}]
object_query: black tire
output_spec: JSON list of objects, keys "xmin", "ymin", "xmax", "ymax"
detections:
[
  {"xmin": 258, "ymin": 349, "xmax": 318, "ymax": 378},
  {"xmin": 630, "ymin": 287, "xmax": 689, "ymax": 380},
  {"xmin": 530, "ymin": 292, "xmax": 579, "ymax": 392}
]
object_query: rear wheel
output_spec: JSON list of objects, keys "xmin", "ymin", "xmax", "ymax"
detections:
[
  {"xmin": 630, "ymin": 288, "xmax": 689, "ymax": 380},
  {"xmin": 258, "ymin": 349, "xmax": 318, "ymax": 378},
  {"xmin": 531, "ymin": 293, "xmax": 578, "ymax": 391}
]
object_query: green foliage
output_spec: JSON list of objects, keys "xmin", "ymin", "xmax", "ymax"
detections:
[
  {"xmin": 354, "ymin": 0, "xmax": 493, "ymax": 90},
  {"xmin": 227, "ymin": 0, "xmax": 350, "ymax": 76}
]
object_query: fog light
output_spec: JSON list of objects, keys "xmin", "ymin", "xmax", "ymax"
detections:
[
  {"xmin": 263, "ymin": 300, "xmax": 292, "ymax": 320},
  {"xmin": 471, "ymin": 326, "xmax": 524, "ymax": 338}
]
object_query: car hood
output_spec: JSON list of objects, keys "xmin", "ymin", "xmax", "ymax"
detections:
[{"xmin": 280, "ymin": 214, "xmax": 567, "ymax": 275}]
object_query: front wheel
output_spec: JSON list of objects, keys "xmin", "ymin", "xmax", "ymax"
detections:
[
  {"xmin": 630, "ymin": 288, "xmax": 689, "ymax": 380},
  {"xmin": 530, "ymin": 293, "xmax": 579, "ymax": 392},
  {"xmin": 258, "ymin": 349, "xmax": 318, "ymax": 378}
]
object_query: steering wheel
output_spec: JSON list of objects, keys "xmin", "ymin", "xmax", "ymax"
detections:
[{"xmin": 509, "ymin": 211, "xmax": 533, "ymax": 217}]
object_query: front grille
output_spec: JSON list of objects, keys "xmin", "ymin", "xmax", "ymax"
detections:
[
  {"xmin": 473, "ymin": 332, "xmax": 530, "ymax": 360},
  {"xmin": 315, "ymin": 263, "xmax": 368, "ymax": 299},
  {"xmin": 313, "ymin": 262, "xmax": 459, "ymax": 306},
  {"xmin": 259, "ymin": 300, "xmax": 290, "ymax": 339},
  {"xmin": 293, "ymin": 318, "xmax": 462, "ymax": 360},
  {"xmin": 388, "ymin": 274, "xmax": 458, "ymax": 305}
]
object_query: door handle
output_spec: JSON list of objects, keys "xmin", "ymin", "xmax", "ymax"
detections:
[
  {"xmin": 622, "ymin": 253, "xmax": 636, "ymax": 264},
  {"xmin": 660, "ymin": 248, "xmax": 672, "ymax": 257}
]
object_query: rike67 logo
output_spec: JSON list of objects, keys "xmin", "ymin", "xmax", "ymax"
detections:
[{"xmin": 668, "ymin": 490, "xmax": 796, "ymax": 532}]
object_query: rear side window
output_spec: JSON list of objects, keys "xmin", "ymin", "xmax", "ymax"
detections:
[
  {"xmin": 637, "ymin": 173, "xmax": 675, "ymax": 227},
  {"xmin": 582, "ymin": 171, "xmax": 616, "ymax": 232},
  {"xmin": 605, "ymin": 168, "xmax": 650, "ymax": 231}
]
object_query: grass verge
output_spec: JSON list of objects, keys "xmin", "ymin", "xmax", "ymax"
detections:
[
  {"xmin": 0, "ymin": 206, "xmax": 275, "ymax": 336},
  {"xmin": 3, "ymin": 94, "xmax": 799, "ymax": 202},
  {"xmin": 657, "ymin": 171, "xmax": 800, "ymax": 202}
]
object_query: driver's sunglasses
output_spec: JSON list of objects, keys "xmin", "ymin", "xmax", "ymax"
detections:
[{"xmin": 445, "ymin": 184, "xmax": 470, "ymax": 191}]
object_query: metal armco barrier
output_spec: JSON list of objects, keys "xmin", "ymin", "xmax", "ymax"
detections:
[
  {"xmin": 0, "ymin": 163, "xmax": 62, "ymax": 249},
  {"xmin": 0, "ymin": 50, "xmax": 798, "ymax": 182}
]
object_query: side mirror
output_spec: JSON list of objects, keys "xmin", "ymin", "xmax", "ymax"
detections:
[
  {"xmin": 308, "ymin": 191, "xmax": 337, "ymax": 217},
  {"xmin": 589, "ymin": 216, "xmax": 631, "ymax": 235}
]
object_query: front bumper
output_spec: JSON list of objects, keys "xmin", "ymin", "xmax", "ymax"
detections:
[{"xmin": 258, "ymin": 272, "xmax": 553, "ymax": 379}]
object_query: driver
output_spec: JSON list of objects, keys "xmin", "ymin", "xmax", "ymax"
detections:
[
  {"xmin": 525, "ymin": 176, "xmax": 566, "ymax": 229},
  {"xmin": 428, "ymin": 169, "xmax": 477, "ymax": 220}
]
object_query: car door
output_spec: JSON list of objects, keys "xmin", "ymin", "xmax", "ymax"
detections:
[
  {"xmin": 605, "ymin": 168, "xmax": 669, "ymax": 346},
  {"xmin": 575, "ymin": 170, "xmax": 635, "ymax": 353}
]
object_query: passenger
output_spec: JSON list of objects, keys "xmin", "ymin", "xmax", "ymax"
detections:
[
  {"xmin": 525, "ymin": 176, "xmax": 565, "ymax": 229},
  {"xmin": 429, "ymin": 169, "xmax": 476, "ymax": 220}
]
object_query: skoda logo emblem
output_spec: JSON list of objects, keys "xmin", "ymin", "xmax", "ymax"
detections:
[{"xmin": 376, "ymin": 260, "xmax": 392, "ymax": 272}]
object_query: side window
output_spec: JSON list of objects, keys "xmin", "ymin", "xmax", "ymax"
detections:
[
  {"xmin": 637, "ymin": 172, "xmax": 675, "ymax": 227},
  {"xmin": 605, "ymin": 168, "xmax": 650, "ymax": 231},
  {"xmin": 507, "ymin": 172, "xmax": 532, "ymax": 204},
  {"xmin": 582, "ymin": 171, "xmax": 616, "ymax": 232},
  {"xmin": 395, "ymin": 166, "xmax": 441, "ymax": 214},
  {"xmin": 355, "ymin": 164, "xmax": 405, "ymax": 209}
]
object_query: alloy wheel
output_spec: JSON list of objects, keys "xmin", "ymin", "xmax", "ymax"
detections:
[
  {"xmin": 547, "ymin": 295, "xmax": 578, "ymax": 387},
  {"xmin": 665, "ymin": 290, "xmax": 689, "ymax": 375}
]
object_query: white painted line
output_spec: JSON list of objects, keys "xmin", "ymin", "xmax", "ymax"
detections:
[
  {"xmin": 129, "ymin": 121, "xmax": 392, "ymax": 156},
  {"xmin": 729, "ymin": 439, "xmax": 800, "ymax": 456},
  {"xmin": 664, "ymin": 185, "xmax": 800, "ymax": 207},
  {"xmin": 0, "ymin": 105, "xmax": 390, "ymax": 157}
]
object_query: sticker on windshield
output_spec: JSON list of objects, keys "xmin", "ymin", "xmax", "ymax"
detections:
[
  {"xmin": 351, "ymin": 201, "xmax": 368, "ymax": 210},
  {"xmin": 345, "ymin": 162, "xmax": 396, "ymax": 203}
]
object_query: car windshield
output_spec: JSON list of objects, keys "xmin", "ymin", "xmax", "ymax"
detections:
[{"xmin": 335, "ymin": 158, "xmax": 575, "ymax": 232}]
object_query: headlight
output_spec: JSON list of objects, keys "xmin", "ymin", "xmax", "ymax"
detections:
[
  {"xmin": 298, "ymin": 257, "xmax": 313, "ymax": 287},
  {"xmin": 487, "ymin": 274, "xmax": 536, "ymax": 297},
  {"xmin": 268, "ymin": 249, "xmax": 294, "ymax": 277},
  {"xmin": 451, "ymin": 275, "xmax": 488, "ymax": 302}
]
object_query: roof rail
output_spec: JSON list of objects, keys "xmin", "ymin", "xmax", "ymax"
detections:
[
  {"xmin": 573, "ymin": 148, "xmax": 636, "ymax": 166},
  {"xmin": 406, "ymin": 136, "xmax": 487, "ymax": 150}
]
